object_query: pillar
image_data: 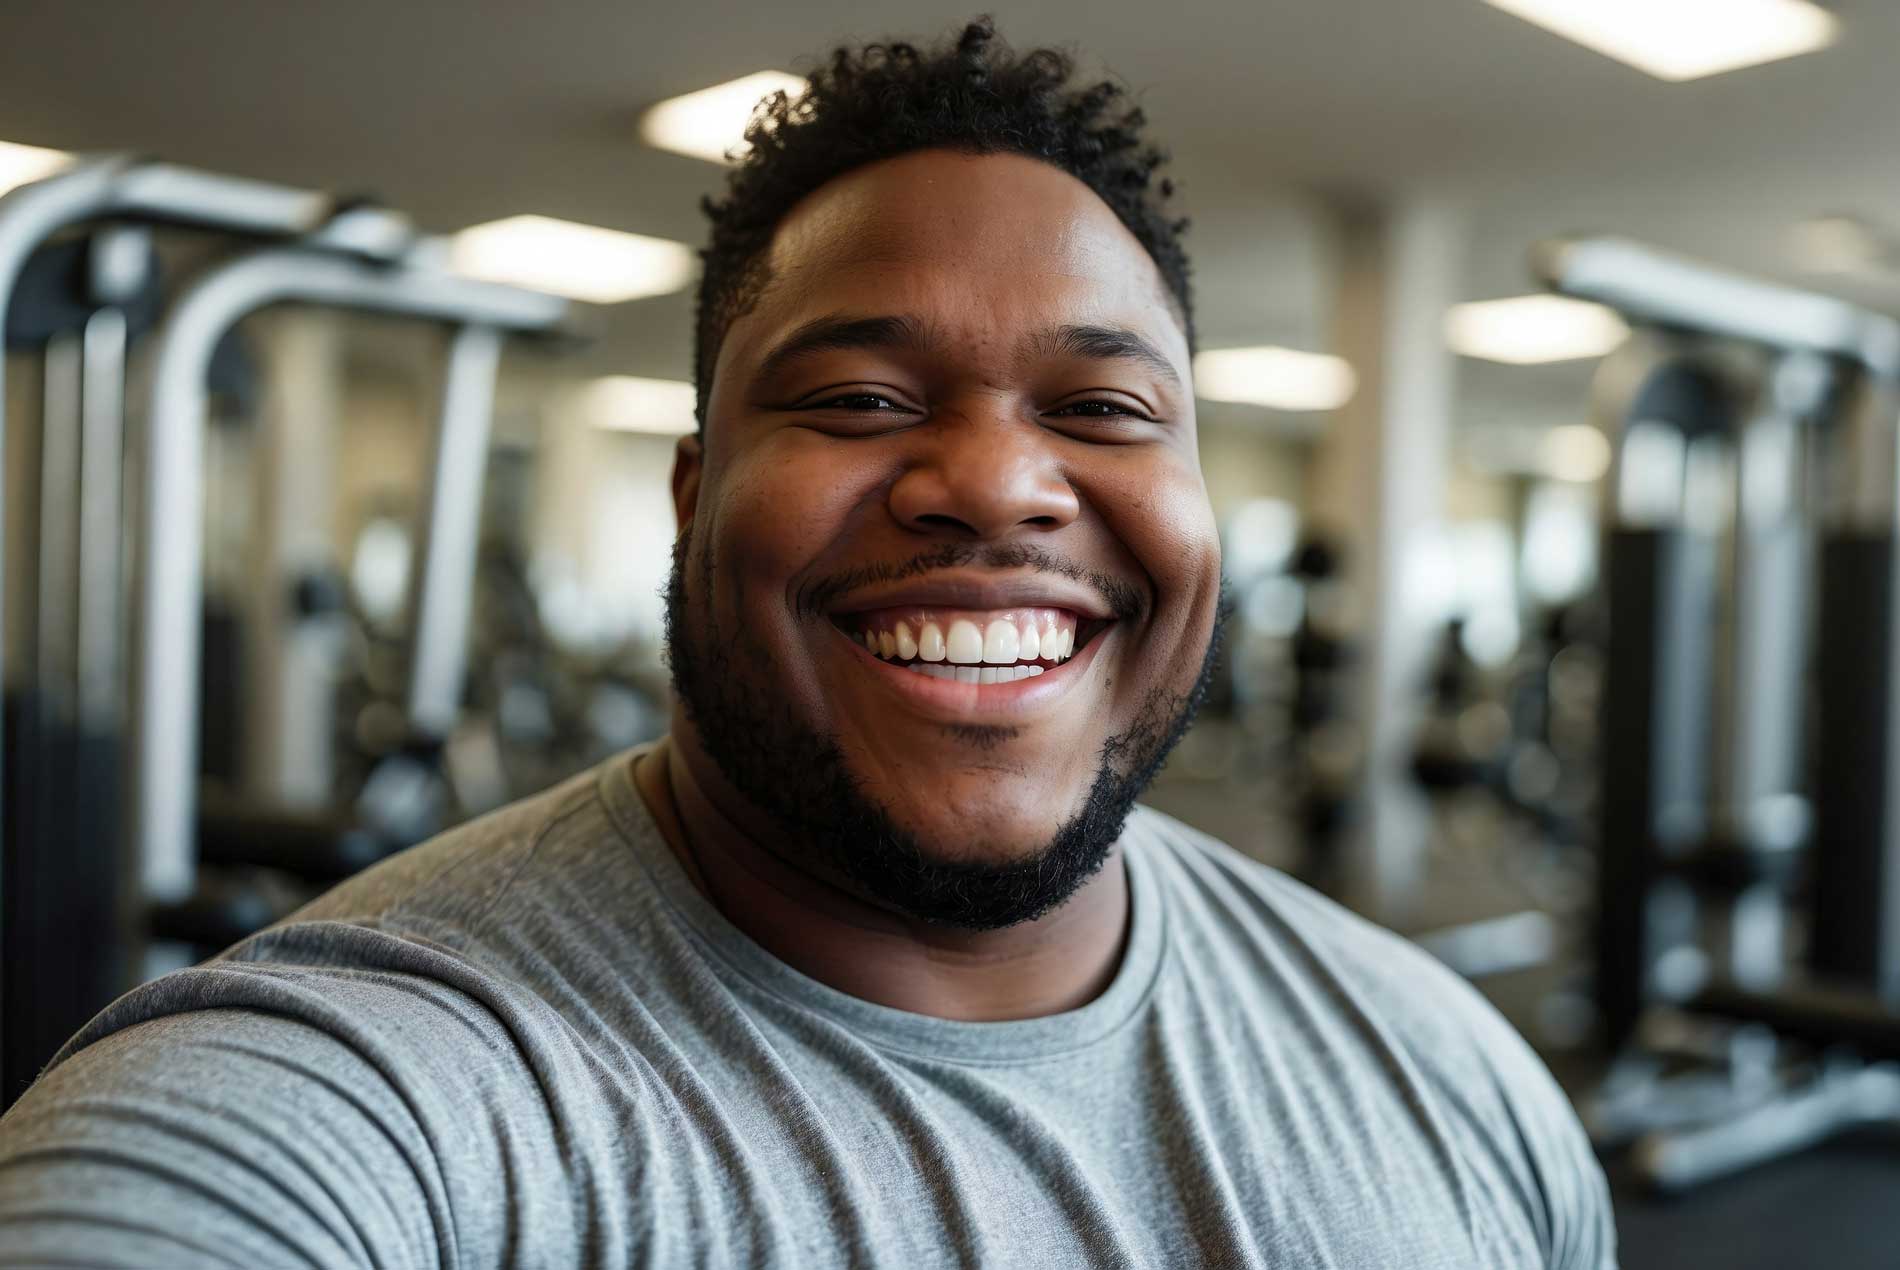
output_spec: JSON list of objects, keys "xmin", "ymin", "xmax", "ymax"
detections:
[{"xmin": 1304, "ymin": 195, "xmax": 1466, "ymax": 923}]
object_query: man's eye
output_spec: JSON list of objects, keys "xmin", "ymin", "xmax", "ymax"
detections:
[
  {"xmin": 809, "ymin": 393, "xmax": 905, "ymax": 411},
  {"xmin": 1048, "ymin": 400, "xmax": 1149, "ymax": 420}
]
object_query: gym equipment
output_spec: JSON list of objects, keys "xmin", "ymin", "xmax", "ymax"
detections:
[
  {"xmin": 0, "ymin": 159, "xmax": 569, "ymax": 1106},
  {"xmin": 132, "ymin": 212, "xmax": 565, "ymax": 911},
  {"xmin": 1536, "ymin": 236, "xmax": 1900, "ymax": 1189},
  {"xmin": 4, "ymin": 226, "xmax": 165, "ymax": 1114},
  {"xmin": 0, "ymin": 159, "xmax": 341, "ymax": 1104}
]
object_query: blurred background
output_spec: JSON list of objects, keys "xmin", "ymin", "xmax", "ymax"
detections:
[{"xmin": 5, "ymin": 1, "xmax": 1900, "ymax": 1264}]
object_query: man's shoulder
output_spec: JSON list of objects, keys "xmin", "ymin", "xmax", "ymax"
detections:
[
  {"xmin": 43, "ymin": 761, "xmax": 649, "ymax": 1101},
  {"xmin": 1125, "ymin": 802, "xmax": 1420, "ymax": 963},
  {"xmin": 287, "ymin": 760, "xmax": 620, "ymax": 934},
  {"xmin": 1128, "ymin": 801, "xmax": 1530, "ymax": 1055},
  {"xmin": 1128, "ymin": 805, "xmax": 1613, "ymax": 1267}
]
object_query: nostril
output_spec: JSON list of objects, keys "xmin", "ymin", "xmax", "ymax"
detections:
[{"xmin": 912, "ymin": 513, "xmax": 978, "ymax": 535}]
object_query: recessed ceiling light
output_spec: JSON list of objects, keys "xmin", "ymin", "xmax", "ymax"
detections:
[
  {"xmin": 1193, "ymin": 346, "xmax": 1357, "ymax": 412},
  {"xmin": 640, "ymin": 71, "xmax": 809, "ymax": 164},
  {"xmin": 448, "ymin": 215, "xmax": 694, "ymax": 304},
  {"xmin": 1543, "ymin": 424, "xmax": 1613, "ymax": 483},
  {"xmin": 0, "ymin": 139, "xmax": 75, "ymax": 196},
  {"xmin": 580, "ymin": 376, "xmax": 698, "ymax": 435},
  {"xmin": 1483, "ymin": 0, "xmax": 1837, "ymax": 82},
  {"xmin": 1445, "ymin": 295, "xmax": 1628, "ymax": 364}
]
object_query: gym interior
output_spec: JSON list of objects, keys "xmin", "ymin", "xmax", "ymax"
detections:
[{"xmin": 2, "ymin": 2, "xmax": 1898, "ymax": 1265}]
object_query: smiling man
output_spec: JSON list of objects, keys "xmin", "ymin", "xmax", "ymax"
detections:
[{"xmin": 0, "ymin": 19, "xmax": 1614, "ymax": 1269}]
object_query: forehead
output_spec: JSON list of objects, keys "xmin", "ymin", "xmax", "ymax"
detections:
[{"xmin": 737, "ymin": 149, "xmax": 1186, "ymax": 361}]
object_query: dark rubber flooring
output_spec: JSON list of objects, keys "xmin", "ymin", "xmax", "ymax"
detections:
[{"xmin": 1607, "ymin": 1129, "xmax": 1900, "ymax": 1269}]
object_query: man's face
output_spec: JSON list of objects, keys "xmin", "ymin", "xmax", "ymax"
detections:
[{"xmin": 667, "ymin": 148, "xmax": 1223, "ymax": 927}]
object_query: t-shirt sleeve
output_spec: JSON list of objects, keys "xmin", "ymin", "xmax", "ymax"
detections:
[
  {"xmin": 1449, "ymin": 978, "xmax": 1619, "ymax": 1270},
  {"xmin": 0, "ymin": 1007, "xmax": 444, "ymax": 1268},
  {"xmin": 1327, "ymin": 913, "xmax": 1618, "ymax": 1269},
  {"xmin": 0, "ymin": 926, "xmax": 587, "ymax": 1268},
  {"xmin": 1145, "ymin": 812, "xmax": 1619, "ymax": 1269}
]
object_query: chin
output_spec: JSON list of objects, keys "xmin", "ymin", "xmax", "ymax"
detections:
[{"xmin": 866, "ymin": 774, "xmax": 1078, "ymax": 862}]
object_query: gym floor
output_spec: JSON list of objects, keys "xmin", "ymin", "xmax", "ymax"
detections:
[
  {"xmin": 1514, "ymin": 1040, "xmax": 1900, "ymax": 1267},
  {"xmin": 1608, "ymin": 1133, "xmax": 1900, "ymax": 1269}
]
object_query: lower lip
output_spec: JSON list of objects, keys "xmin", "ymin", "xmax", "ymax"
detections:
[{"xmin": 833, "ymin": 624, "xmax": 1108, "ymax": 718}]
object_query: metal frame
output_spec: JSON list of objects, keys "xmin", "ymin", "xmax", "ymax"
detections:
[
  {"xmin": 406, "ymin": 323, "xmax": 506, "ymax": 740},
  {"xmin": 1534, "ymin": 236, "xmax": 1900, "ymax": 378},
  {"xmin": 133, "ymin": 243, "xmax": 565, "ymax": 904},
  {"xmin": 1811, "ymin": 371, "xmax": 1900, "ymax": 996},
  {"xmin": 0, "ymin": 158, "xmax": 335, "ymax": 1096},
  {"xmin": 1588, "ymin": 341, "xmax": 1729, "ymax": 1049},
  {"xmin": 0, "ymin": 158, "xmax": 335, "ymax": 782},
  {"xmin": 1543, "ymin": 237, "xmax": 1900, "ymax": 1188}
]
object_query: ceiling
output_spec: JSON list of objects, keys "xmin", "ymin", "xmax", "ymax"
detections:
[{"xmin": 4, "ymin": 0, "xmax": 1898, "ymax": 439}]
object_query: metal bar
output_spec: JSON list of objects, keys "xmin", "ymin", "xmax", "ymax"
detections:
[
  {"xmin": 1535, "ymin": 236, "xmax": 1900, "ymax": 379},
  {"xmin": 0, "ymin": 159, "xmax": 331, "ymax": 1077},
  {"xmin": 0, "ymin": 155, "xmax": 338, "ymax": 1095},
  {"xmin": 1690, "ymin": 981, "xmax": 1900, "ymax": 1060},
  {"xmin": 107, "ymin": 164, "xmax": 330, "ymax": 240},
  {"xmin": 1810, "ymin": 533, "xmax": 1900, "ymax": 995},
  {"xmin": 76, "ymin": 309, "xmax": 128, "ymax": 729},
  {"xmin": 1592, "ymin": 346, "xmax": 1732, "ymax": 1045},
  {"xmin": 1597, "ymin": 526, "xmax": 1719, "ymax": 1048},
  {"xmin": 0, "ymin": 155, "xmax": 331, "ymax": 739},
  {"xmin": 36, "ymin": 333, "xmax": 81, "ymax": 710},
  {"xmin": 72, "ymin": 303, "xmax": 131, "ymax": 1066},
  {"xmin": 135, "ymin": 247, "xmax": 564, "ymax": 903},
  {"xmin": 1697, "ymin": 355, "xmax": 1835, "ymax": 988},
  {"xmin": 1634, "ymin": 1062, "xmax": 1900, "ymax": 1192},
  {"xmin": 405, "ymin": 324, "xmax": 503, "ymax": 741}
]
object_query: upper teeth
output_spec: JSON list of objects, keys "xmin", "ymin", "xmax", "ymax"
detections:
[{"xmin": 860, "ymin": 614, "xmax": 1077, "ymax": 665}]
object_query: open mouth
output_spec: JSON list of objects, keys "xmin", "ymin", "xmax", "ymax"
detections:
[{"xmin": 831, "ymin": 606, "xmax": 1110, "ymax": 684}]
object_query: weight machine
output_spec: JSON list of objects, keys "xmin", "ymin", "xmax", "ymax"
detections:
[
  {"xmin": 1536, "ymin": 236, "xmax": 1900, "ymax": 1188},
  {"xmin": 0, "ymin": 159, "xmax": 568, "ymax": 1105}
]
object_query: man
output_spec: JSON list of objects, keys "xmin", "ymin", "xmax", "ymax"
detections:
[{"xmin": 0, "ymin": 19, "xmax": 1615, "ymax": 1268}]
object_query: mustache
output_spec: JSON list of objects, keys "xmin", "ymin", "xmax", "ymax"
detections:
[{"xmin": 797, "ymin": 542, "xmax": 1146, "ymax": 623}]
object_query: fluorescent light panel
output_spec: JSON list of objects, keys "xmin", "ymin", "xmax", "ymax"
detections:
[
  {"xmin": 1193, "ymin": 346, "xmax": 1356, "ymax": 412},
  {"xmin": 641, "ymin": 71, "xmax": 809, "ymax": 164},
  {"xmin": 449, "ymin": 215, "xmax": 693, "ymax": 304},
  {"xmin": 1483, "ymin": 0, "xmax": 1837, "ymax": 82},
  {"xmin": 1445, "ymin": 295, "xmax": 1628, "ymax": 365},
  {"xmin": 581, "ymin": 376, "xmax": 698, "ymax": 435},
  {"xmin": 0, "ymin": 139, "xmax": 75, "ymax": 196}
]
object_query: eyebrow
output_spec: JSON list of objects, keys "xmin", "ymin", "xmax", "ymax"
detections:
[
  {"xmin": 1031, "ymin": 324, "xmax": 1182, "ymax": 390},
  {"xmin": 753, "ymin": 313, "xmax": 933, "ymax": 385},
  {"xmin": 751, "ymin": 313, "xmax": 1183, "ymax": 391}
]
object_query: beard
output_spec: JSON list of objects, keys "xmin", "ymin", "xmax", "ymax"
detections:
[{"xmin": 662, "ymin": 532, "xmax": 1226, "ymax": 931}]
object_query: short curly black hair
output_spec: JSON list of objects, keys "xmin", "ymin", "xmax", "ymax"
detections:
[{"xmin": 691, "ymin": 16, "xmax": 1194, "ymax": 427}]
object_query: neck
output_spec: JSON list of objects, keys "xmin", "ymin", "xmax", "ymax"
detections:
[{"xmin": 632, "ymin": 728, "xmax": 1131, "ymax": 1021}]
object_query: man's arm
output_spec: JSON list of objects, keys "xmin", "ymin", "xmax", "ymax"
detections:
[
  {"xmin": 1459, "ymin": 992, "xmax": 1619, "ymax": 1270},
  {"xmin": 0, "ymin": 928, "xmax": 594, "ymax": 1268},
  {"xmin": 0, "ymin": 1007, "xmax": 448, "ymax": 1267}
]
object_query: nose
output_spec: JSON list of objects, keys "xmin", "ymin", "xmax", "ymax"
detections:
[{"xmin": 887, "ymin": 412, "xmax": 1081, "ymax": 539}]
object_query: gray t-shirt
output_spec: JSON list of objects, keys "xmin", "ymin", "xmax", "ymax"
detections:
[{"xmin": 0, "ymin": 751, "xmax": 1614, "ymax": 1268}]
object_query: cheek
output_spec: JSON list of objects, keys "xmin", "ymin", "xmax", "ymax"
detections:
[
  {"xmin": 1088, "ymin": 449, "xmax": 1222, "ymax": 626},
  {"xmin": 701, "ymin": 434, "xmax": 887, "ymax": 630}
]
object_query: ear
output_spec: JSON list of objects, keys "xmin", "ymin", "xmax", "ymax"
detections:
[{"xmin": 671, "ymin": 432, "xmax": 704, "ymax": 532}]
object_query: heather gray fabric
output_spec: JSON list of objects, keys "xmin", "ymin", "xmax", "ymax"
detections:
[{"xmin": 0, "ymin": 750, "xmax": 1615, "ymax": 1268}]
